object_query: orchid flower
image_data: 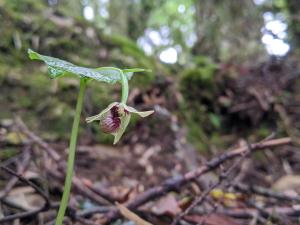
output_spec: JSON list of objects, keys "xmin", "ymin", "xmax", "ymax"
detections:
[{"xmin": 86, "ymin": 102, "xmax": 154, "ymax": 144}]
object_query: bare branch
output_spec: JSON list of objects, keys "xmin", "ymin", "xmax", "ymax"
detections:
[
  {"xmin": 0, "ymin": 165, "xmax": 51, "ymax": 223},
  {"xmin": 102, "ymin": 137, "xmax": 291, "ymax": 224}
]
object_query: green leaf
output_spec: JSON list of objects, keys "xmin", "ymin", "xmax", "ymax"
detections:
[
  {"xmin": 28, "ymin": 49, "xmax": 147, "ymax": 83},
  {"xmin": 94, "ymin": 67, "xmax": 133, "ymax": 82},
  {"xmin": 209, "ymin": 113, "xmax": 221, "ymax": 129}
]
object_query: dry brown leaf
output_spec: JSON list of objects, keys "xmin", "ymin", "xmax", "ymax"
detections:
[
  {"xmin": 5, "ymin": 186, "xmax": 44, "ymax": 211},
  {"xmin": 116, "ymin": 202, "xmax": 153, "ymax": 225},
  {"xmin": 273, "ymin": 175, "xmax": 300, "ymax": 191},
  {"xmin": 151, "ymin": 194, "xmax": 181, "ymax": 216}
]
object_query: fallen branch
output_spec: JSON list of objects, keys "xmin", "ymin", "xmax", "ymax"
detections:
[
  {"xmin": 206, "ymin": 205, "xmax": 300, "ymax": 219},
  {"xmin": 102, "ymin": 137, "xmax": 292, "ymax": 224},
  {"xmin": 16, "ymin": 117, "xmax": 119, "ymax": 206},
  {"xmin": 15, "ymin": 117, "xmax": 61, "ymax": 162},
  {"xmin": 0, "ymin": 147, "xmax": 30, "ymax": 200},
  {"xmin": 10, "ymin": 118, "xmax": 294, "ymax": 224},
  {"xmin": 233, "ymin": 182, "xmax": 300, "ymax": 203},
  {"xmin": 0, "ymin": 165, "xmax": 51, "ymax": 223},
  {"xmin": 172, "ymin": 143, "xmax": 250, "ymax": 225},
  {"xmin": 45, "ymin": 164, "xmax": 112, "ymax": 206}
]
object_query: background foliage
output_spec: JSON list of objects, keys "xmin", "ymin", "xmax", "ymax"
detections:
[{"xmin": 1, "ymin": 0, "xmax": 300, "ymax": 151}]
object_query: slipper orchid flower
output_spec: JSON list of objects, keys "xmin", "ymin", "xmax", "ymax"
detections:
[{"xmin": 86, "ymin": 102, "xmax": 154, "ymax": 144}]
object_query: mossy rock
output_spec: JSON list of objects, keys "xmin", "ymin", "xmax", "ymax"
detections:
[{"xmin": 180, "ymin": 61, "xmax": 217, "ymax": 103}]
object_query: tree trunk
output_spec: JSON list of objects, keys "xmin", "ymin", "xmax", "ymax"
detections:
[
  {"xmin": 286, "ymin": 0, "xmax": 300, "ymax": 53},
  {"xmin": 108, "ymin": 0, "xmax": 128, "ymax": 36},
  {"xmin": 193, "ymin": 0, "xmax": 264, "ymax": 61}
]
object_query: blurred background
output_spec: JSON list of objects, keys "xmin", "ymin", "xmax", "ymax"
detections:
[
  {"xmin": 1, "ymin": 0, "xmax": 300, "ymax": 224},
  {"xmin": 1, "ymin": 0, "xmax": 300, "ymax": 149}
]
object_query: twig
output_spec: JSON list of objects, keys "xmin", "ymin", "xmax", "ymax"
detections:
[
  {"xmin": 172, "ymin": 144, "xmax": 250, "ymax": 225},
  {"xmin": 15, "ymin": 117, "xmax": 61, "ymax": 162},
  {"xmin": 15, "ymin": 117, "xmax": 117, "ymax": 206},
  {"xmin": 214, "ymin": 206, "xmax": 300, "ymax": 218},
  {"xmin": 0, "ymin": 204, "xmax": 50, "ymax": 223},
  {"xmin": 102, "ymin": 137, "xmax": 291, "ymax": 224},
  {"xmin": 17, "ymin": 117, "xmax": 119, "ymax": 205},
  {"xmin": 45, "ymin": 164, "xmax": 111, "ymax": 206},
  {"xmin": 247, "ymin": 199, "xmax": 285, "ymax": 223},
  {"xmin": 189, "ymin": 204, "xmax": 300, "ymax": 219},
  {"xmin": 0, "ymin": 165, "xmax": 51, "ymax": 223},
  {"xmin": 74, "ymin": 216, "xmax": 99, "ymax": 225},
  {"xmin": 83, "ymin": 183, "xmax": 122, "ymax": 204},
  {"xmin": 77, "ymin": 206, "xmax": 113, "ymax": 217},
  {"xmin": 72, "ymin": 176, "xmax": 112, "ymax": 205},
  {"xmin": 0, "ymin": 166, "xmax": 50, "ymax": 205},
  {"xmin": 0, "ymin": 147, "xmax": 30, "ymax": 200},
  {"xmin": 233, "ymin": 182, "xmax": 300, "ymax": 203}
]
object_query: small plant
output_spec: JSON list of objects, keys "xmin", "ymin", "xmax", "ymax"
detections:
[{"xmin": 28, "ymin": 49, "xmax": 154, "ymax": 225}]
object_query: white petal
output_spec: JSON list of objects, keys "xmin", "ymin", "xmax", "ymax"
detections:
[
  {"xmin": 135, "ymin": 110, "xmax": 154, "ymax": 117},
  {"xmin": 86, "ymin": 102, "xmax": 119, "ymax": 123},
  {"xmin": 124, "ymin": 105, "xmax": 154, "ymax": 117}
]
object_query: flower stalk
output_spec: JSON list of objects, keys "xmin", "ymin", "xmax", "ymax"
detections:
[
  {"xmin": 120, "ymin": 70, "xmax": 129, "ymax": 104},
  {"xmin": 55, "ymin": 78, "xmax": 87, "ymax": 225},
  {"xmin": 28, "ymin": 49, "xmax": 153, "ymax": 224}
]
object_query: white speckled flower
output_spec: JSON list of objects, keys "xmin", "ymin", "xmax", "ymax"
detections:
[{"xmin": 86, "ymin": 102, "xmax": 154, "ymax": 144}]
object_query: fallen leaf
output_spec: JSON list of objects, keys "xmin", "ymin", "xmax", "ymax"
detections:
[
  {"xmin": 273, "ymin": 175, "xmax": 300, "ymax": 191},
  {"xmin": 210, "ymin": 188, "xmax": 241, "ymax": 207},
  {"xmin": 5, "ymin": 132, "xmax": 27, "ymax": 145},
  {"xmin": 151, "ymin": 194, "xmax": 181, "ymax": 216},
  {"xmin": 5, "ymin": 186, "xmax": 44, "ymax": 211},
  {"xmin": 116, "ymin": 203, "xmax": 153, "ymax": 225}
]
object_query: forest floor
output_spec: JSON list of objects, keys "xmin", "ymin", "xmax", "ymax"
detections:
[
  {"xmin": 2, "ymin": 2, "xmax": 300, "ymax": 224},
  {"xmin": 1, "ymin": 58, "xmax": 300, "ymax": 225}
]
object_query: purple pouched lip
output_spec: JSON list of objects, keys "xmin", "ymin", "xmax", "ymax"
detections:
[
  {"xmin": 100, "ymin": 105, "xmax": 121, "ymax": 133},
  {"xmin": 110, "ymin": 105, "xmax": 120, "ymax": 117}
]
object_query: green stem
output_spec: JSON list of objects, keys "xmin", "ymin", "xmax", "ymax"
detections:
[
  {"xmin": 55, "ymin": 79, "xmax": 87, "ymax": 225},
  {"xmin": 120, "ymin": 70, "xmax": 129, "ymax": 104}
]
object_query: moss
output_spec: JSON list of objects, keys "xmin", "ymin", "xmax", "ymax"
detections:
[
  {"xmin": 0, "ymin": 0, "xmax": 158, "ymax": 145},
  {"xmin": 0, "ymin": 147, "xmax": 19, "ymax": 160},
  {"xmin": 5, "ymin": 0, "xmax": 46, "ymax": 13},
  {"xmin": 179, "ymin": 57, "xmax": 225, "ymax": 153},
  {"xmin": 180, "ymin": 67, "xmax": 216, "ymax": 102}
]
